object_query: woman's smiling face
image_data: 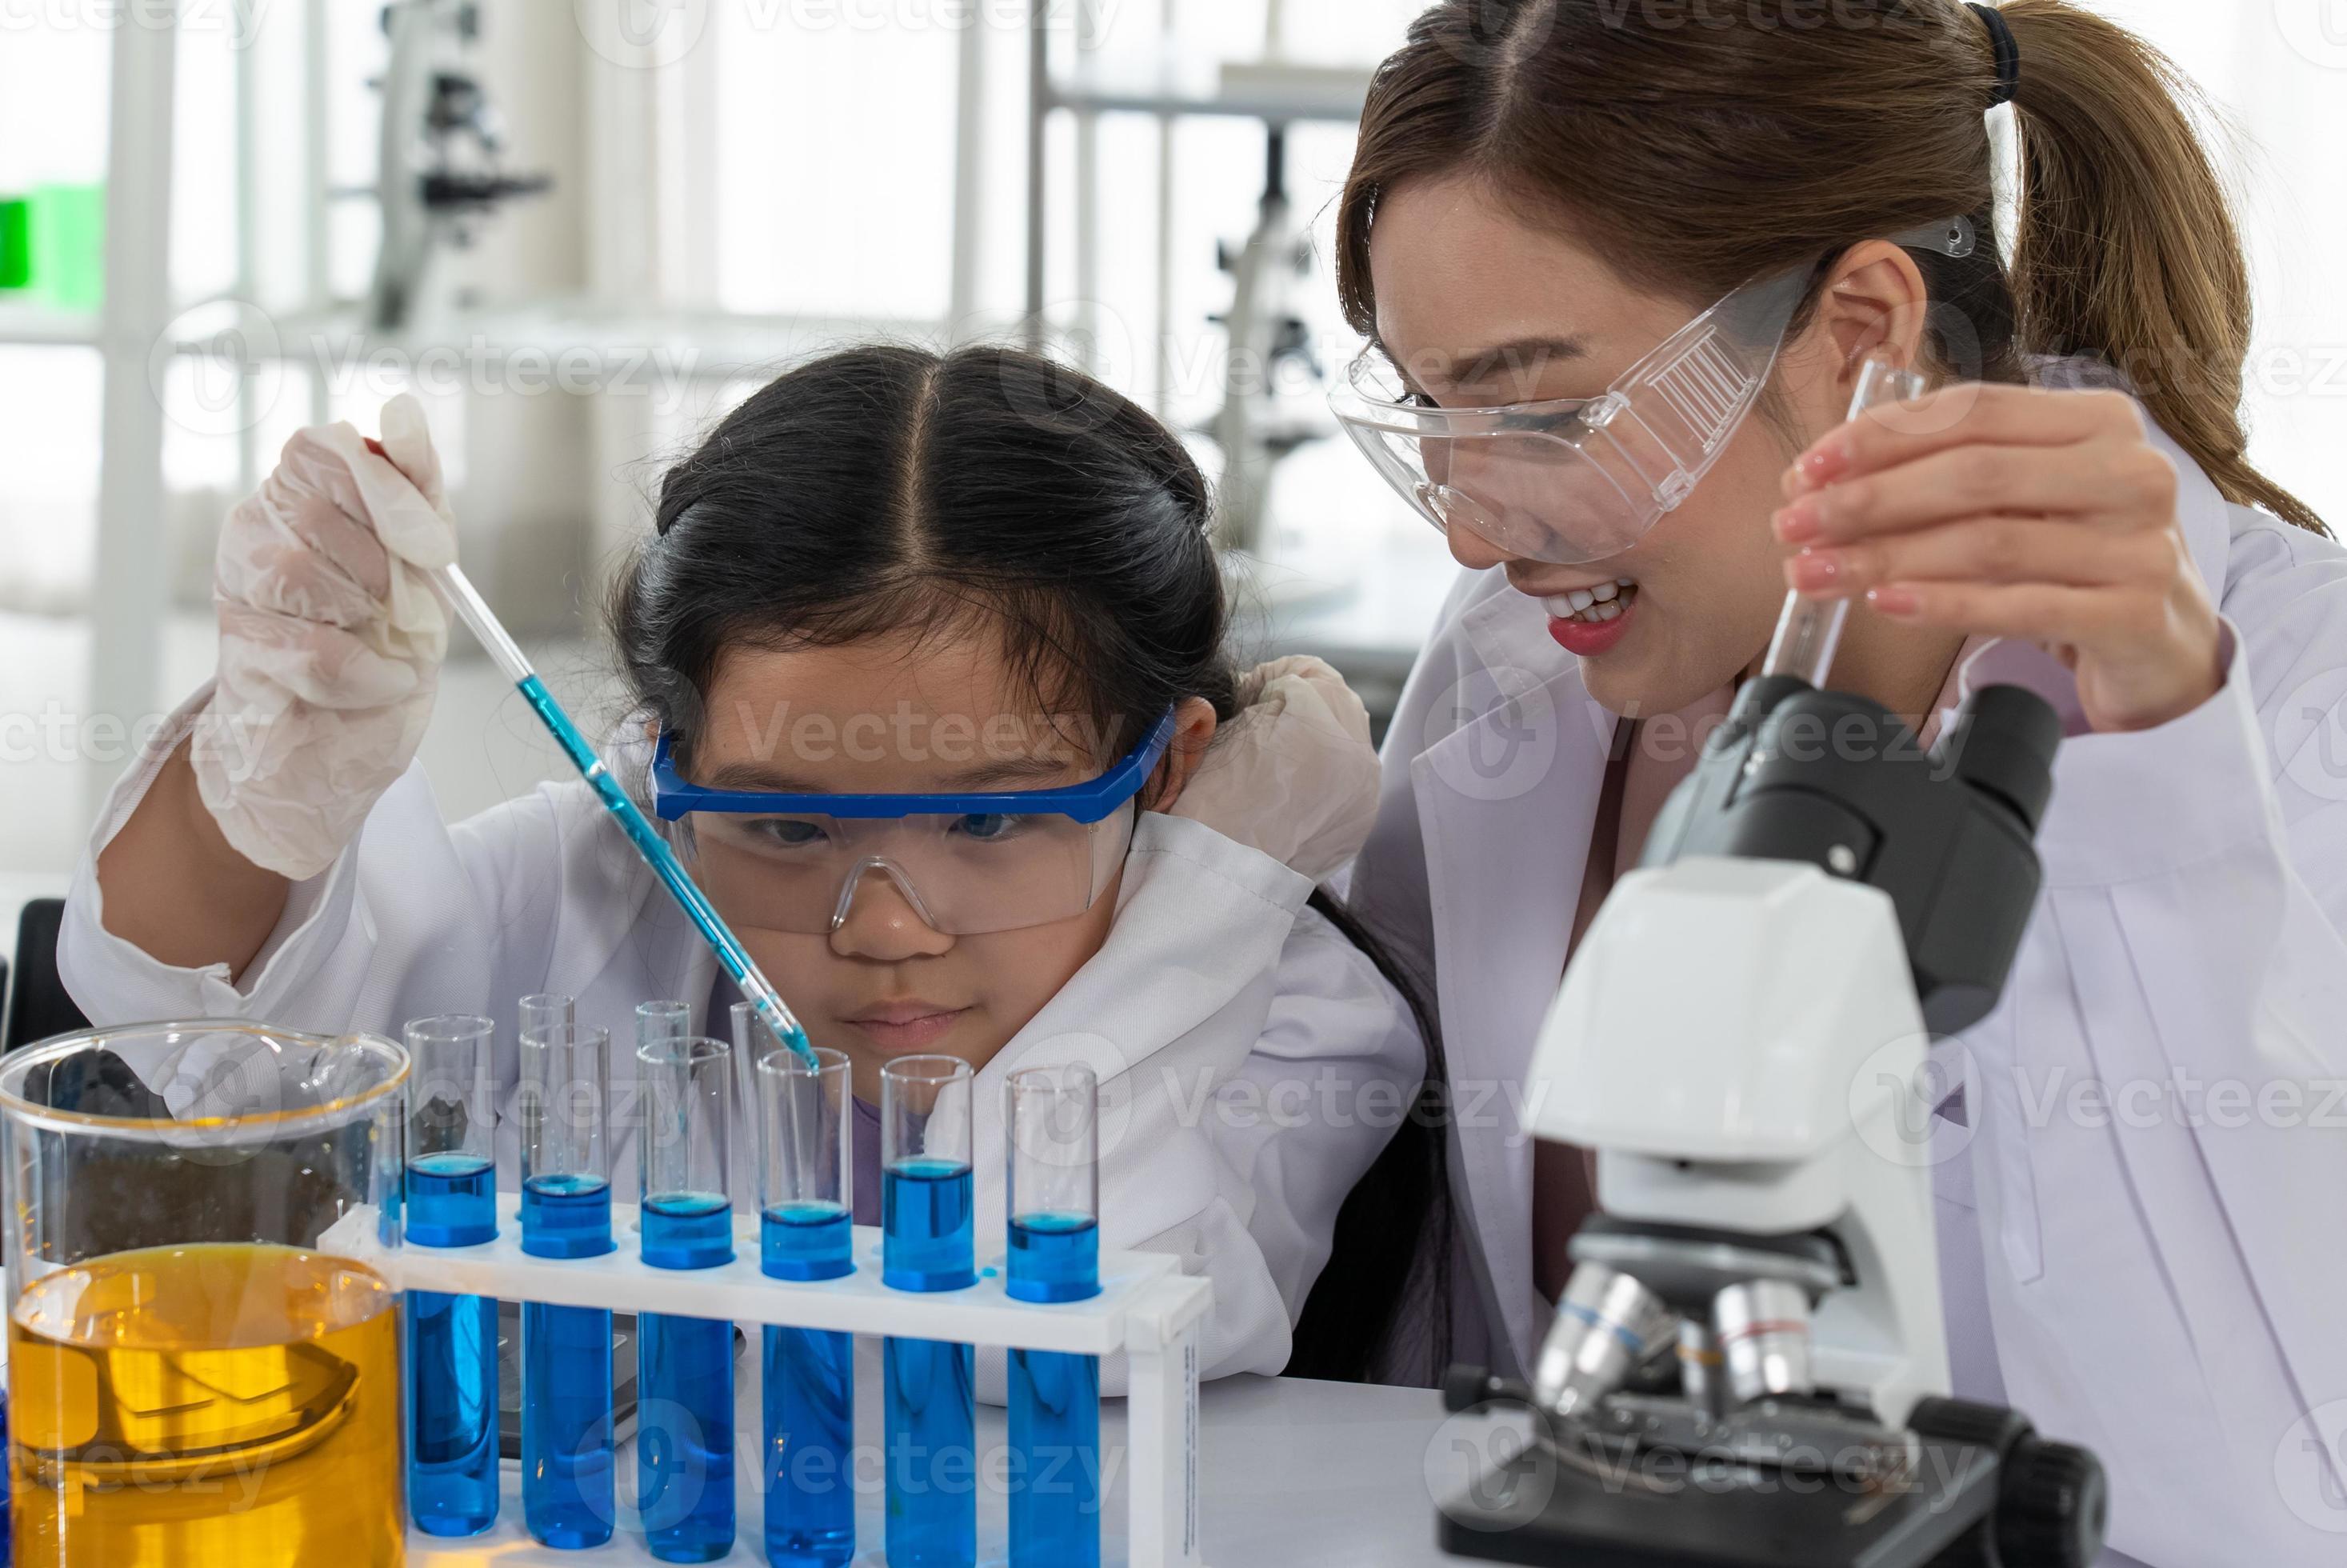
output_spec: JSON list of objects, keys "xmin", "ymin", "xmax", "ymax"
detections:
[{"xmin": 1365, "ymin": 174, "xmax": 1816, "ymax": 716}]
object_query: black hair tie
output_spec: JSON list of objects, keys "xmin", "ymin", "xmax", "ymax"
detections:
[{"xmin": 1967, "ymin": 2, "xmax": 2021, "ymax": 108}]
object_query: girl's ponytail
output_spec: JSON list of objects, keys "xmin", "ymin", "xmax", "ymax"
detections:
[{"xmin": 1998, "ymin": 1, "xmax": 2322, "ymax": 530}]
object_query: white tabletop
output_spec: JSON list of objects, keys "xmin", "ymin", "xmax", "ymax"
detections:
[{"xmin": 410, "ymin": 1342, "xmax": 1457, "ymax": 1567}]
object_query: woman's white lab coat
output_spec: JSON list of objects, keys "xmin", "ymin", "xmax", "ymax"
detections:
[
  {"xmin": 1345, "ymin": 406, "xmax": 2347, "ymax": 1566},
  {"xmin": 58, "ymin": 707, "xmax": 1424, "ymax": 1390}
]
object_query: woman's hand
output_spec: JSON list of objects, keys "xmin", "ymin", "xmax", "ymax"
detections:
[{"xmin": 1769, "ymin": 382, "xmax": 2225, "ymax": 734}]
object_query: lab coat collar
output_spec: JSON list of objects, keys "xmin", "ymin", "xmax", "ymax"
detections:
[
  {"xmin": 1411, "ymin": 568, "xmax": 1617, "ymax": 1375},
  {"xmin": 969, "ymin": 810, "xmax": 1313, "ymax": 1251}
]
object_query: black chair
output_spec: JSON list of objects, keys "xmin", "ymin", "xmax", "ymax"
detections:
[{"xmin": 6, "ymin": 898, "xmax": 92, "ymax": 1052}]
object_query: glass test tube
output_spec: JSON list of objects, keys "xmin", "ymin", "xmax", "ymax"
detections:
[
  {"xmin": 744, "ymin": 1002, "xmax": 857, "ymax": 1568},
  {"xmin": 520, "ymin": 992, "xmax": 575, "ymax": 1048},
  {"xmin": 637, "ymin": 1006, "xmax": 738, "ymax": 1563},
  {"xmin": 1006, "ymin": 1064, "xmax": 1102, "ymax": 1568},
  {"xmin": 403, "ymin": 1014, "xmax": 502, "ymax": 1538},
  {"xmin": 882, "ymin": 1054, "xmax": 978, "ymax": 1568},
  {"xmin": 519, "ymin": 1014, "xmax": 617, "ymax": 1549},
  {"xmin": 1762, "ymin": 355, "xmax": 1933, "ymax": 687}
]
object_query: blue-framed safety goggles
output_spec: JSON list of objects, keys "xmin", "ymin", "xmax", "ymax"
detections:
[{"xmin": 649, "ymin": 710, "xmax": 1177, "ymax": 936}]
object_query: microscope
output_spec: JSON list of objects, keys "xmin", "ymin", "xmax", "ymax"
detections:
[
  {"xmin": 366, "ymin": 0, "xmax": 554, "ymax": 331},
  {"xmin": 1207, "ymin": 126, "xmax": 1334, "ymax": 556},
  {"xmin": 1437, "ymin": 674, "xmax": 2109, "ymax": 1567}
]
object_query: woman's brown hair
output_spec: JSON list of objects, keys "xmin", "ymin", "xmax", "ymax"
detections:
[{"xmin": 1336, "ymin": 0, "xmax": 2324, "ymax": 532}]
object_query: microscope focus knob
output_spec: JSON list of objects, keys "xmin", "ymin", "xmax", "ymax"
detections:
[
  {"xmin": 1996, "ymin": 1435, "xmax": 2109, "ymax": 1568},
  {"xmin": 1443, "ymin": 1364, "xmax": 1493, "ymax": 1413},
  {"xmin": 1907, "ymin": 1394, "xmax": 2031, "ymax": 1456}
]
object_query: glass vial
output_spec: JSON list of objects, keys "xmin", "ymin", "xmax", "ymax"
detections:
[
  {"xmin": 636, "ymin": 1006, "xmax": 738, "ymax": 1563},
  {"xmin": 518, "ymin": 1011, "xmax": 617, "ymax": 1549},
  {"xmin": 882, "ymin": 1054, "xmax": 977, "ymax": 1568},
  {"xmin": 1006, "ymin": 1063, "xmax": 1102, "ymax": 1568},
  {"xmin": 403, "ymin": 1014, "xmax": 502, "ymax": 1537},
  {"xmin": 746, "ymin": 1002, "xmax": 856, "ymax": 1567}
]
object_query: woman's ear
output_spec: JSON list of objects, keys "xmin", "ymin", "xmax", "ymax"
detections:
[
  {"xmin": 1143, "ymin": 697, "xmax": 1220, "ymax": 813},
  {"xmin": 1810, "ymin": 238, "xmax": 1932, "ymax": 403}
]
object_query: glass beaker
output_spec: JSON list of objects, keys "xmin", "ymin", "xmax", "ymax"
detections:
[{"xmin": 0, "ymin": 1019, "xmax": 410, "ymax": 1566}]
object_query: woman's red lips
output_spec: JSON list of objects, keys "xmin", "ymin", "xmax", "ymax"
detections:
[{"xmin": 1547, "ymin": 591, "xmax": 1637, "ymax": 656}]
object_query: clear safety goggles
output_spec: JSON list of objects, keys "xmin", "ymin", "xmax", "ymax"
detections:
[
  {"xmin": 649, "ymin": 710, "xmax": 1177, "ymax": 938},
  {"xmin": 1331, "ymin": 221, "xmax": 1976, "ymax": 565}
]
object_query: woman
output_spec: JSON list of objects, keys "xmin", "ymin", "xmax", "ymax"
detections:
[{"xmin": 1333, "ymin": 2, "xmax": 2346, "ymax": 1562}]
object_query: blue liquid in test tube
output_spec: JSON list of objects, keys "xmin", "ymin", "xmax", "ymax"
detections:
[
  {"xmin": 883, "ymin": 1160, "xmax": 977, "ymax": 1292},
  {"xmin": 403, "ymin": 1014, "xmax": 502, "ymax": 1538},
  {"xmin": 519, "ymin": 1006, "xmax": 618, "ymax": 1550},
  {"xmin": 746, "ymin": 1005, "xmax": 858, "ymax": 1568},
  {"xmin": 882, "ymin": 1056, "xmax": 978, "ymax": 1568},
  {"xmin": 1006, "ymin": 1064, "xmax": 1104, "ymax": 1568},
  {"xmin": 637, "ymin": 1008, "xmax": 738, "ymax": 1564}
]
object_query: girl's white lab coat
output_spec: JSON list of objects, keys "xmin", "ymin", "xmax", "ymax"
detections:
[
  {"xmin": 59, "ymin": 716, "xmax": 1423, "ymax": 1390},
  {"xmin": 1345, "ymin": 406, "xmax": 2347, "ymax": 1568}
]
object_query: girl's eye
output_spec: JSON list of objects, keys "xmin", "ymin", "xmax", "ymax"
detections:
[
  {"xmin": 952, "ymin": 813, "xmax": 1021, "ymax": 843},
  {"xmin": 746, "ymin": 817, "xmax": 830, "ymax": 849}
]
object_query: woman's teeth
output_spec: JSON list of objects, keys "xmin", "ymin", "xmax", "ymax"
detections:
[{"xmin": 1544, "ymin": 578, "xmax": 1638, "ymax": 623}]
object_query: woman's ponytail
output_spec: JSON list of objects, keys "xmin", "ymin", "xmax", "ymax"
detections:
[{"xmin": 1998, "ymin": 1, "xmax": 2322, "ymax": 531}]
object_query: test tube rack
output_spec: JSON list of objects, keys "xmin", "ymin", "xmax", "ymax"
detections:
[{"xmin": 319, "ymin": 1198, "xmax": 1213, "ymax": 1568}]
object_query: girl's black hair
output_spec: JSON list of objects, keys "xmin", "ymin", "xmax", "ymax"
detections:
[{"xmin": 610, "ymin": 342, "xmax": 1452, "ymax": 1382}]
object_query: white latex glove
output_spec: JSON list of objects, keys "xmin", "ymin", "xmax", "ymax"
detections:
[
  {"xmin": 1170, "ymin": 655, "xmax": 1381, "ymax": 881},
  {"xmin": 190, "ymin": 393, "xmax": 458, "ymax": 880}
]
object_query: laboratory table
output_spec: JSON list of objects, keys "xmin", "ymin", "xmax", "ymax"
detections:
[{"xmin": 409, "ymin": 1343, "xmax": 1462, "ymax": 1567}]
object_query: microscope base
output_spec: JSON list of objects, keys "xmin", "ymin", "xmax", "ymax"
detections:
[{"xmin": 1436, "ymin": 1431, "xmax": 2006, "ymax": 1568}]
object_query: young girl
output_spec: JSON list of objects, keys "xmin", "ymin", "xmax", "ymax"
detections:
[{"xmin": 66, "ymin": 343, "xmax": 1448, "ymax": 1388}]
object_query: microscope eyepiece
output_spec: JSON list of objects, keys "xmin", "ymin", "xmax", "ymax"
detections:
[{"xmin": 1937, "ymin": 682, "xmax": 2063, "ymax": 834}]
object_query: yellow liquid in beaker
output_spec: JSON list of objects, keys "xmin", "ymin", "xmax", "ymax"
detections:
[{"xmin": 8, "ymin": 1242, "xmax": 404, "ymax": 1566}]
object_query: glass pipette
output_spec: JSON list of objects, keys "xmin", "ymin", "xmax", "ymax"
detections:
[
  {"xmin": 396, "ymin": 518, "xmax": 818, "ymax": 1066},
  {"xmin": 1761, "ymin": 356, "xmax": 1929, "ymax": 686}
]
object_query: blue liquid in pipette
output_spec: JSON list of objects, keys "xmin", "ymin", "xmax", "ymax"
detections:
[
  {"xmin": 883, "ymin": 1158, "xmax": 975, "ymax": 1293},
  {"xmin": 514, "ymin": 670, "xmax": 817, "ymax": 1068},
  {"xmin": 639, "ymin": 1196, "xmax": 737, "ymax": 1562},
  {"xmin": 765, "ymin": 1325, "xmax": 856, "ymax": 1568},
  {"xmin": 522, "ymin": 1174, "xmax": 616, "ymax": 1548},
  {"xmin": 1009, "ymin": 1214, "xmax": 1102, "ymax": 1568},
  {"xmin": 405, "ymin": 1154, "xmax": 499, "ymax": 1536},
  {"xmin": 884, "ymin": 1159, "xmax": 977, "ymax": 1568},
  {"xmin": 762, "ymin": 1202, "xmax": 855, "ymax": 1565}
]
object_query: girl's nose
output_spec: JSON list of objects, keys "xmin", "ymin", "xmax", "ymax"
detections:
[{"xmin": 828, "ymin": 866, "xmax": 955, "ymax": 962}]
